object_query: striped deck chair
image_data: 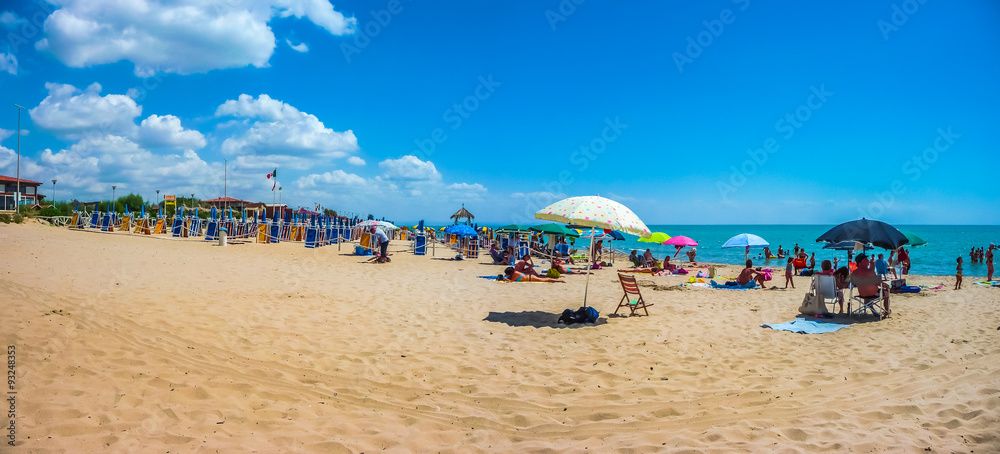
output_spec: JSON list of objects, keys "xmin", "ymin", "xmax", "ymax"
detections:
[{"xmin": 614, "ymin": 272, "xmax": 653, "ymax": 316}]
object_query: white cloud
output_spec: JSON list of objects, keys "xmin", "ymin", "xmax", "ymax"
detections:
[
  {"xmin": 295, "ymin": 169, "xmax": 367, "ymax": 188},
  {"xmin": 0, "ymin": 128, "xmax": 12, "ymax": 142},
  {"xmin": 30, "ymin": 82, "xmax": 141, "ymax": 140},
  {"xmin": 285, "ymin": 39, "xmax": 308, "ymax": 53},
  {"xmin": 35, "ymin": 0, "xmax": 355, "ymax": 76},
  {"xmin": 215, "ymin": 94, "xmax": 359, "ymax": 166},
  {"xmin": 137, "ymin": 114, "xmax": 206, "ymax": 150},
  {"xmin": 0, "ymin": 11, "xmax": 26, "ymax": 29},
  {"xmin": 0, "ymin": 52, "xmax": 16, "ymax": 75},
  {"xmin": 347, "ymin": 156, "xmax": 365, "ymax": 166},
  {"xmin": 378, "ymin": 155, "xmax": 441, "ymax": 181},
  {"xmin": 448, "ymin": 182, "xmax": 487, "ymax": 194}
]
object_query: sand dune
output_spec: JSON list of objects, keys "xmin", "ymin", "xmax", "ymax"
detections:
[{"xmin": 2, "ymin": 222, "xmax": 999, "ymax": 452}]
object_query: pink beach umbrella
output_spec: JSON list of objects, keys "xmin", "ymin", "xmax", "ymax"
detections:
[{"xmin": 663, "ymin": 235, "xmax": 698, "ymax": 257}]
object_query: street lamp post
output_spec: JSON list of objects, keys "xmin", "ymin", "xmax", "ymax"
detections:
[
  {"xmin": 112, "ymin": 185, "xmax": 116, "ymax": 212},
  {"xmin": 279, "ymin": 187, "xmax": 282, "ymax": 206},
  {"xmin": 51, "ymin": 179, "xmax": 57, "ymax": 205},
  {"xmin": 14, "ymin": 104, "xmax": 24, "ymax": 209},
  {"xmin": 156, "ymin": 190, "xmax": 160, "ymax": 217},
  {"xmin": 191, "ymin": 193, "xmax": 194, "ymax": 210}
]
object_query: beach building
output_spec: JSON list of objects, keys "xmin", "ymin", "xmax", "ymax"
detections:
[
  {"xmin": 202, "ymin": 197, "xmax": 252, "ymax": 210},
  {"xmin": 0, "ymin": 175, "xmax": 46, "ymax": 211}
]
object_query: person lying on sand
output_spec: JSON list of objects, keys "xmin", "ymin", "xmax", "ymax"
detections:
[
  {"xmin": 503, "ymin": 267, "xmax": 565, "ymax": 282},
  {"xmin": 619, "ymin": 266, "xmax": 673, "ymax": 276},
  {"xmin": 552, "ymin": 257, "xmax": 589, "ymax": 275}
]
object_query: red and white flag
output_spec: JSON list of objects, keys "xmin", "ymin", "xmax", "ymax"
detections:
[{"xmin": 266, "ymin": 168, "xmax": 277, "ymax": 190}]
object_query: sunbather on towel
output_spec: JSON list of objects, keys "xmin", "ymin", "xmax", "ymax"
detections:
[
  {"xmin": 737, "ymin": 259, "xmax": 767, "ymax": 288},
  {"xmin": 504, "ymin": 267, "xmax": 565, "ymax": 282},
  {"xmin": 619, "ymin": 266, "xmax": 672, "ymax": 276},
  {"xmin": 552, "ymin": 257, "xmax": 588, "ymax": 275}
]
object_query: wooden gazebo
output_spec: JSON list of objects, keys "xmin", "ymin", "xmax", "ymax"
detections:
[{"xmin": 450, "ymin": 205, "xmax": 475, "ymax": 225}]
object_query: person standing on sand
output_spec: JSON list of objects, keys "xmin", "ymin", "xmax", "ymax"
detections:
[
  {"xmin": 809, "ymin": 252, "xmax": 816, "ymax": 270},
  {"xmin": 955, "ymin": 256, "xmax": 963, "ymax": 290},
  {"xmin": 897, "ymin": 247, "xmax": 910, "ymax": 275},
  {"xmin": 784, "ymin": 257, "xmax": 795, "ymax": 289},
  {"xmin": 987, "ymin": 245, "xmax": 995, "ymax": 281},
  {"xmin": 371, "ymin": 226, "xmax": 390, "ymax": 263}
]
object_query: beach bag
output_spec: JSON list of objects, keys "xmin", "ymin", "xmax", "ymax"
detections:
[
  {"xmin": 798, "ymin": 291, "xmax": 827, "ymax": 315},
  {"xmin": 676, "ymin": 268, "xmax": 688, "ymax": 275},
  {"xmin": 557, "ymin": 306, "xmax": 599, "ymax": 325},
  {"xmin": 547, "ymin": 268, "xmax": 561, "ymax": 278}
]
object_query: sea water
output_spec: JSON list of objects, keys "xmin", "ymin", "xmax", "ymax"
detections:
[{"xmin": 601, "ymin": 225, "xmax": 1000, "ymax": 277}]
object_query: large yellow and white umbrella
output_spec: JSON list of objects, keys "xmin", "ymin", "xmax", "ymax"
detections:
[{"xmin": 535, "ymin": 195, "xmax": 651, "ymax": 308}]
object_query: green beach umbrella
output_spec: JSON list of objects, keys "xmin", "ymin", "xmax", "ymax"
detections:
[
  {"xmin": 638, "ymin": 231, "xmax": 671, "ymax": 243},
  {"xmin": 530, "ymin": 223, "xmax": 581, "ymax": 237},
  {"xmin": 496, "ymin": 224, "xmax": 532, "ymax": 232},
  {"xmin": 902, "ymin": 231, "xmax": 927, "ymax": 247}
]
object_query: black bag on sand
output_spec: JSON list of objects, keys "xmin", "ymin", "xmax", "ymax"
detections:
[{"xmin": 557, "ymin": 306, "xmax": 599, "ymax": 325}]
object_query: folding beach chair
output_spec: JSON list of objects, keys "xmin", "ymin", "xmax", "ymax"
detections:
[
  {"xmin": 614, "ymin": 272, "xmax": 652, "ymax": 316},
  {"xmin": 810, "ymin": 274, "xmax": 838, "ymax": 313},
  {"xmin": 849, "ymin": 278, "xmax": 887, "ymax": 319}
]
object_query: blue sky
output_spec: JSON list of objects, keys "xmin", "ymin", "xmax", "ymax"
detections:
[{"xmin": 1, "ymin": 0, "xmax": 998, "ymax": 225}]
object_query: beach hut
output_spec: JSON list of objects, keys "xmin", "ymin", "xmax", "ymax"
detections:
[{"xmin": 450, "ymin": 205, "xmax": 475, "ymax": 225}]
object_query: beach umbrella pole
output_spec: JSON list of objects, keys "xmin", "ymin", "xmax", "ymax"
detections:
[{"xmin": 582, "ymin": 227, "xmax": 595, "ymax": 308}]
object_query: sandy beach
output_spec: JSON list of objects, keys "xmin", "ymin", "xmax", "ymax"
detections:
[{"xmin": 2, "ymin": 221, "xmax": 999, "ymax": 452}]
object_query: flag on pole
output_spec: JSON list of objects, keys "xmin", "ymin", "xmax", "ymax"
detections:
[{"xmin": 266, "ymin": 168, "xmax": 277, "ymax": 190}]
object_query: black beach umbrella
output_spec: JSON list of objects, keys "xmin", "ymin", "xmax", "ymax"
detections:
[{"xmin": 816, "ymin": 218, "xmax": 909, "ymax": 250}]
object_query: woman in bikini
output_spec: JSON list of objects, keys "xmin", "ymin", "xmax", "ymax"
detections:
[{"xmin": 504, "ymin": 267, "xmax": 565, "ymax": 282}]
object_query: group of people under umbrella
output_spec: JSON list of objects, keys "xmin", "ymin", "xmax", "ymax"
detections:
[{"xmin": 493, "ymin": 194, "xmax": 916, "ymax": 319}]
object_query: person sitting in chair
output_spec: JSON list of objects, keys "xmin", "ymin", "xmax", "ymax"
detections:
[
  {"xmin": 851, "ymin": 254, "xmax": 891, "ymax": 316},
  {"xmin": 642, "ymin": 248, "xmax": 657, "ymax": 268},
  {"xmin": 489, "ymin": 243, "xmax": 505, "ymax": 264},
  {"xmin": 737, "ymin": 259, "xmax": 767, "ymax": 288},
  {"xmin": 629, "ymin": 250, "xmax": 641, "ymax": 267}
]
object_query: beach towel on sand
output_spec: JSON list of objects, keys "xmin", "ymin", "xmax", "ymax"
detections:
[
  {"xmin": 709, "ymin": 279, "xmax": 757, "ymax": 290},
  {"xmin": 761, "ymin": 318, "xmax": 849, "ymax": 334}
]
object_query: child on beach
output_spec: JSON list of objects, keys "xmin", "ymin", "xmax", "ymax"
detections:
[
  {"xmin": 784, "ymin": 257, "xmax": 795, "ymax": 289},
  {"xmin": 955, "ymin": 256, "xmax": 963, "ymax": 290}
]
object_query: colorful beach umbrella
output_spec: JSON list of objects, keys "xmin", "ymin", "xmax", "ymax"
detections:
[
  {"xmin": 535, "ymin": 196, "xmax": 651, "ymax": 238},
  {"xmin": 444, "ymin": 224, "xmax": 478, "ymax": 237},
  {"xmin": 722, "ymin": 233, "xmax": 770, "ymax": 248},
  {"xmin": 638, "ymin": 232, "xmax": 671, "ymax": 243},
  {"xmin": 535, "ymin": 195, "xmax": 651, "ymax": 308},
  {"xmin": 816, "ymin": 218, "xmax": 908, "ymax": 250},
  {"xmin": 663, "ymin": 235, "xmax": 698, "ymax": 247},
  {"xmin": 901, "ymin": 231, "xmax": 927, "ymax": 247}
]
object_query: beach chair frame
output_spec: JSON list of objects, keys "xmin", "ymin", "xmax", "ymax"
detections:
[
  {"xmin": 614, "ymin": 272, "xmax": 652, "ymax": 316},
  {"xmin": 849, "ymin": 285, "xmax": 886, "ymax": 319}
]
